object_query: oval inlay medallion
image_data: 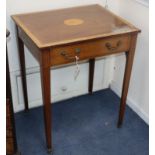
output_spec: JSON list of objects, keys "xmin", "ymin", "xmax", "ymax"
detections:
[{"xmin": 64, "ymin": 18, "xmax": 84, "ymax": 26}]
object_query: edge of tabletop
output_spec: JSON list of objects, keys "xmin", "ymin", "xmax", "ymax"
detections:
[
  {"xmin": 11, "ymin": 15, "xmax": 43, "ymax": 48},
  {"xmin": 11, "ymin": 4, "xmax": 141, "ymax": 49}
]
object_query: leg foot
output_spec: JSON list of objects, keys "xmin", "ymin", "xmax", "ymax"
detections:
[
  {"xmin": 24, "ymin": 109, "xmax": 29, "ymax": 112},
  {"xmin": 47, "ymin": 148, "xmax": 52, "ymax": 154},
  {"xmin": 117, "ymin": 122, "xmax": 122, "ymax": 128}
]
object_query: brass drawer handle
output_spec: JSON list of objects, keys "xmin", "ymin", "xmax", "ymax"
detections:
[
  {"xmin": 60, "ymin": 51, "xmax": 75, "ymax": 60},
  {"xmin": 60, "ymin": 48, "xmax": 81, "ymax": 60},
  {"xmin": 105, "ymin": 40, "xmax": 122, "ymax": 51}
]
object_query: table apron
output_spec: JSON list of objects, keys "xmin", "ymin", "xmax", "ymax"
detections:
[{"xmin": 50, "ymin": 34, "xmax": 131, "ymax": 66}]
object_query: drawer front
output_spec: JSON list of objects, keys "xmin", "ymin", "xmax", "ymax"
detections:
[{"xmin": 50, "ymin": 35, "xmax": 131, "ymax": 66}]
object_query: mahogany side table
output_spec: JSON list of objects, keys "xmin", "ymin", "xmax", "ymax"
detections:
[{"xmin": 12, "ymin": 4, "xmax": 140, "ymax": 152}]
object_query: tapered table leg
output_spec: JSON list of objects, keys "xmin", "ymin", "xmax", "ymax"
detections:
[
  {"xmin": 88, "ymin": 58, "xmax": 95, "ymax": 94},
  {"xmin": 40, "ymin": 66, "xmax": 52, "ymax": 152},
  {"xmin": 16, "ymin": 28, "xmax": 29, "ymax": 111},
  {"xmin": 117, "ymin": 34, "xmax": 138, "ymax": 127}
]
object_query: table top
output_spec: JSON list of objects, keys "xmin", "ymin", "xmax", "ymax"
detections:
[{"xmin": 12, "ymin": 4, "xmax": 140, "ymax": 48}]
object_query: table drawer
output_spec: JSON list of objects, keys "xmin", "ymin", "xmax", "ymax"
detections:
[{"xmin": 50, "ymin": 35, "xmax": 131, "ymax": 66}]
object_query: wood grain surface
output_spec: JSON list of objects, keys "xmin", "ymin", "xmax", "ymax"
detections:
[{"xmin": 12, "ymin": 4, "xmax": 140, "ymax": 48}]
